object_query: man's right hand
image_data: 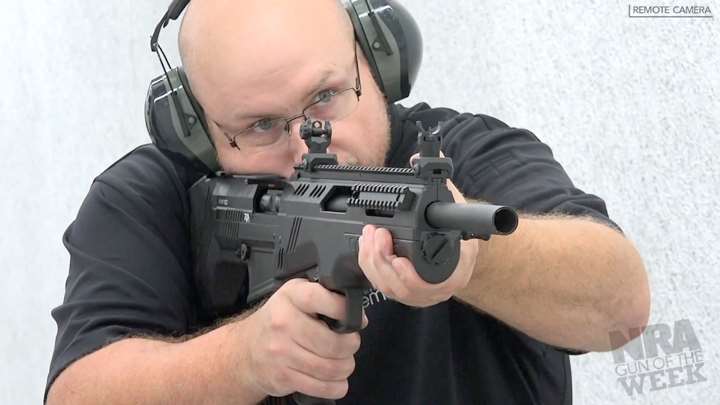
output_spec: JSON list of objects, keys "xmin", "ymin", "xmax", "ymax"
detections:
[
  {"xmin": 234, "ymin": 278, "xmax": 366, "ymax": 400},
  {"xmin": 47, "ymin": 279, "xmax": 366, "ymax": 405}
]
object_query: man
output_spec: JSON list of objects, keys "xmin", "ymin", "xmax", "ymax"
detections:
[{"xmin": 46, "ymin": 1, "xmax": 650, "ymax": 404}]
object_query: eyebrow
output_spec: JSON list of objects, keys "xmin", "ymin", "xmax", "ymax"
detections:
[
  {"xmin": 226, "ymin": 69, "xmax": 336, "ymax": 126},
  {"xmin": 302, "ymin": 69, "xmax": 334, "ymax": 104}
]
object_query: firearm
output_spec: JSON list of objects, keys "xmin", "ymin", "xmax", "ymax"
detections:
[{"xmin": 189, "ymin": 119, "xmax": 518, "ymax": 404}]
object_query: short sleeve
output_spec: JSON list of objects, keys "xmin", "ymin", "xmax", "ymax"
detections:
[
  {"xmin": 46, "ymin": 146, "xmax": 197, "ymax": 401},
  {"xmin": 440, "ymin": 114, "xmax": 620, "ymax": 231},
  {"xmin": 387, "ymin": 103, "xmax": 620, "ymax": 231},
  {"xmin": 390, "ymin": 104, "xmax": 619, "ymax": 356}
]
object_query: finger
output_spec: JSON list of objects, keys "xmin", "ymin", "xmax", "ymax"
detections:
[
  {"xmin": 287, "ymin": 344, "xmax": 356, "ymax": 382},
  {"xmin": 409, "ymin": 150, "xmax": 446, "ymax": 167},
  {"xmin": 370, "ymin": 228, "xmax": 411, "ymax": 300},
  {"xmin": 409, "ymin": 152, "xmax": 420, "ymax": 167},
  {"xmin": 373, "ymin": 227, "xmax": 395, "ymax": 258},
  {"xmin": 446, "ymin": 179, "xmax": 467, "ymax": 204},
  {"xmin": 283, "ymin": 282, "xmax": 362, "ymax": 357},
  {"xmin": 358, "ymin": 225, "xmax": 385, "ymax": 292},
  {"xmin": 409, "ymin": 150, "xmax": 466, "ymax": 205},
  {"xmin": 285, "ymin": 281, "xmax": 348, "ymax": 323},
  {"xmin": 390, "ymin": 256, "xmax": 430, "ymax": 289},
  {"xmin": 461, "ymin": 237, "xmax": 480, "ymax": 263},
  {"xmin": 440, "ymin": 237, "xmax": 478, "ymax": 289},
  {"xmin": 391, "ymin": 256, "xmax": 452, "ymax": 304},
  {"xmin": 293, "ymin": 317, "xmax": 362, "ymax": 359},
  {"xmin": 283, "ymin": 367, "xmax": 350, "ymax": 400}
]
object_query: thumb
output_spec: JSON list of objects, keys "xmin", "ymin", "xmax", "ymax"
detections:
[
  {"xmin": 409, "ymin": 150, "xmax": 447, "ymax": 167},
  {"xmin": 410, "ymin": 152, "xmax": 465, "ymax": 203}
]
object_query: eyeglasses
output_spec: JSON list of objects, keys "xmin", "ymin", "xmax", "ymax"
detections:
[{"xmin": 217, "ymin": 47, "xmax": 362, "ymax": 150}]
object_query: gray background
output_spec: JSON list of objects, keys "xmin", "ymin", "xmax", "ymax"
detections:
[{"xmin": 1, "ymin": 1, "xmax": 717, "ymax": 404}]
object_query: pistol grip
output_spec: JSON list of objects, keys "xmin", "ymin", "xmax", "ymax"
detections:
[{"xmin": 320, "ymin": 288, "xmax": 364, "ymax": 333}]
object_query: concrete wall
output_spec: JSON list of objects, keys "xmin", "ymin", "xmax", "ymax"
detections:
[{"xmin": 1, "ymin": 1, "xmax": 717, "ymax": 403}]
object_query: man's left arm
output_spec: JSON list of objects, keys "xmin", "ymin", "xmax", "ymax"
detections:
[
  {"xmin": 358, "ymin": 188, "xmax": 650, "ymax": 353},
  {"xmin": 360, "ymin": 115, "xmax": 650, "ymax": 353},
  {"xmin": 454, "ymin": 213, "xmax": 649, "ymax": 352}
]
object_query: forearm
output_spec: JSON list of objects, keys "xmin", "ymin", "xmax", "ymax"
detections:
[
  {"xmin": 47, "ymin": 318, "xmax": 265, "ymax": 405},
  {"xmin": 454, "ymin": 215, "xmax": 650, "ymax": 352}
]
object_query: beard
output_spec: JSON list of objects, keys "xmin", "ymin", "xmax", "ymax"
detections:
[{"xmin": 346, "ymin": 101, "xmax": 393, "ymax": 168}]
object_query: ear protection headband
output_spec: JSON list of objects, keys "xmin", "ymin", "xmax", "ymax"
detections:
[{"xmin": 145, "ymin": 0, "xmax": 423, "ymax": 173}]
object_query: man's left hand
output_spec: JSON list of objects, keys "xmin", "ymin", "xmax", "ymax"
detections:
[{"xmin": 357, "ymin": 179, "xmax": 480, "ymax": 307}]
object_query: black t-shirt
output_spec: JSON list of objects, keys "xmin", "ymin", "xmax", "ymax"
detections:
[{"xmin": 48, "ymin": 102, "xmax": 617, "ymax": 404}]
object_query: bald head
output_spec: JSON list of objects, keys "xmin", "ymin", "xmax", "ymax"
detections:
[
  {"xmin": 175, "ymin": 0, "xmax": 391, "ymax": 176},
  {"xmin": 178, "ymin": 0, "xmax": 356, "ymax": 121}
]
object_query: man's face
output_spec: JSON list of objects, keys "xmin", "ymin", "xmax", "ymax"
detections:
[{"xmin": 182, "ymin": 1, "xmax": 392, "ymax": 178}]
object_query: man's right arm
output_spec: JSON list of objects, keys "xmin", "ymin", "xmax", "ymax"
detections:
[
  {"xmin": 47, "ymin": 279, "xmax": 362, "ymax": 405},
  {"xmin": 47, "ymin": 321, "xmax": 263, "ymax": 405}
]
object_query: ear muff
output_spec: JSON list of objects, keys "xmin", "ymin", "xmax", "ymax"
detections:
[
  {"xmin": 145, "ymin": 67, "xmax": 220, "ymax": 173},
  {"xmin": 345, "ymin": 0, "xmax": 423, "ymax": 103},
  {"xmin": 146, "ymin": 0, "xmax": 422, "ymax": 173}
]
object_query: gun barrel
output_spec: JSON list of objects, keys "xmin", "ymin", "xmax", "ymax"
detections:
[{"xmin": 425, "ymin": 202, "xmax": 518, "ymax": 236}]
